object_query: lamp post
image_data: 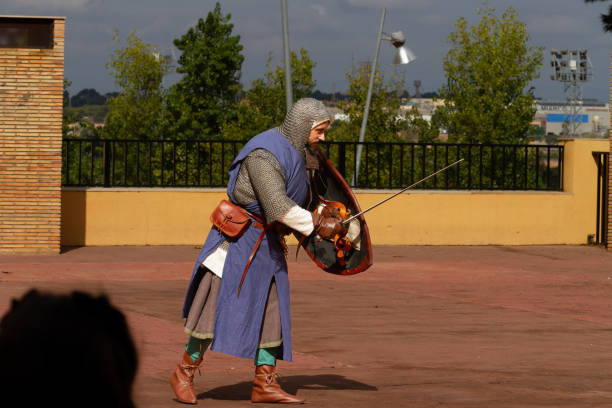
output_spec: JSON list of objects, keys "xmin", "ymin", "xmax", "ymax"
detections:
[
  {"xmin": 281, "ymin": 0, "xmax": 292, "ymax": 112},
  {"xmin": 351, "ymin": 8, "xmax": 415, "ymax": 186}
]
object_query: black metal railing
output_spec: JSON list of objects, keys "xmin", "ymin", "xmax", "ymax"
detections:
[
  {"xmin": 319, "ymin": 141, "xmax": 563, "ymax": 191},
  {"xmin": 62, "ymin": 138, "xmax": 564, "ymax": 191},
  {"xmin": 62, "ymin": 139, "xmax": 246, "ymax": 187},
  {"xmin": 592, "ymin": 152, "xmax": 609, "ymax": 246}
]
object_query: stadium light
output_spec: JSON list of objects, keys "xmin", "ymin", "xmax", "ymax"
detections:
[{"xmin": 550, "ymin": 48, "xmax": 593, "ymax": 137}]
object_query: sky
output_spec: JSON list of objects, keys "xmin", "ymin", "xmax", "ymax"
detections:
[{"xmin": 3, "ymin": 0, "xmax": 611, "ymax": 102}]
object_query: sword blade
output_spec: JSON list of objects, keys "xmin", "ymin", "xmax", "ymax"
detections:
[{"xmin": 342, "ymin": 158, "xmax": 464, "ymax": 224}]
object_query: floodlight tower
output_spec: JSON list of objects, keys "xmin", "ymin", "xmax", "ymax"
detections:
[
  {"xmin": 413, "ymin": 80, "xmax": 421, "ymax": 98},
  {"xmin": 550, "ymin": 49, "xmax": 593, "ymax": 137}
]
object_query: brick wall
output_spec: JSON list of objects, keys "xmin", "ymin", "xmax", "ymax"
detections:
[
  {"xmin": 609, "ymin": 49, "xmax": 612, "ymax": 250},
  {"xmin": 0, "ymin": 17, "xmax": 65, "ymax": 254}
]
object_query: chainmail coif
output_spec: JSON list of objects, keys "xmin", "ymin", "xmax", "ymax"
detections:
[{"xmin": 279, "ymin": 98, "xmax": 333, "ymax": 154}]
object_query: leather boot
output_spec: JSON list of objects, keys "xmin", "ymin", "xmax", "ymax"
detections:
[
  {"xmin": 170, "ymin": 351, "xmax": 203, "ymax": 404},
  {"xmin": 251, "ymin": 364, "xmax": 304, "ymax": 404}
]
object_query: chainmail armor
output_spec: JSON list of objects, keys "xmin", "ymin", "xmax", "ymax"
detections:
[
  {"xmin": 232, "ymin": 98, "xmax": 332, "ymax": 223},
  {"xmin": 233, "ymin": 149, "xmax": 296, "ymax": 222}
]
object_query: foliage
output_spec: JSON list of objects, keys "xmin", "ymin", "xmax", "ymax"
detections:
[
  {"xmin": 164, "ymin": 2, "xmax": 244, "ymax": 139},
  {"xmin": 329, "ymin": 60, "xmax": 405, "ymax": 143},
  {"xmin": 436, "ymin": 6, "xmax": 543, "ymax": 144},
  {"xmin": 220, "ymin": 48, "xmax": 317, "ymax": 140},
  {"xmin": 585, "ymin": 0, "xmax": 612, "ymax": 31},
  {"xmin": 320, "ymin": 60, "xmax": 407, "ymax": 186},
  {"xmin": 62, "ymin": 79, "xmax": 78, "ymax": 138},
  {"xmin": 403, "ymin": 106, "xmax": 441, "ymax": 143},
  {"xmin": 543, "ymin": 132, "xmax": 560, "ymax": 144},
  {"xmin": 104, "ymin": 30, "xmax": 171, "ymax": 140},
  {"xmin": 421, "ymin": 91, "xmax": 440, "ymax": 98},
  {"xmin": 71, "ymin": 88, "xmax": 106, "ymax": 107},
  {"xmin": 309, "ymin": 90, "xmax": 349, "ymax": 102},
  {"xmin": 65, "ymin": 105, "xmax": 110, "ymax": 124}
]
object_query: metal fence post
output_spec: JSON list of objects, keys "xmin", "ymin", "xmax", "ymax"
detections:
[
  {"xmin": 338, "ymin": 143, "xmax": 346, "ymax": 178},
  {"xmin": 103, "ymin": 141, "xmax": 111, "ymax": 187}
]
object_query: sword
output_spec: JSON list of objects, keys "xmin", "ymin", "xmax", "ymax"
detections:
[{"xmin": 342, "ymin": 158, "xmax": 464, "ymax": 225}]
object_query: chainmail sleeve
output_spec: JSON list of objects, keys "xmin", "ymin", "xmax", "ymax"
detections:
[{"xmin": 233, "ymin": 149, "xmax": 298, "ymax": 223}]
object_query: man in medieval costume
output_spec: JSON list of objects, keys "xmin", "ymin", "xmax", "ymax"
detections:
[{"xmin": 170, "ymin": 98, "xmax": 347, "ymax": 404}]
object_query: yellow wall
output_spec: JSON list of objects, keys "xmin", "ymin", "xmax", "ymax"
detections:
[
  {"xmin": 61, "ymin": 139, "xmax": 610, "ymax": 246},
  {"xmin": 61, "ymin": 188, "xmax": 227, "ymax": 246}
]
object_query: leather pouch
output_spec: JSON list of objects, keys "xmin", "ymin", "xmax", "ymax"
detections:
[{"xmin": 210, "ymin": 199, "xmax": 251, "ymax": 238}]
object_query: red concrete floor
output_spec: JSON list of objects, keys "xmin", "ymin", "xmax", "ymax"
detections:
[{"xmin": 1, "ymin": 245, "xmax": 612, "ymax": 407}]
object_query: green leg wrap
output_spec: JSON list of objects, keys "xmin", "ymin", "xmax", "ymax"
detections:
[
  {"xmin": 185, "ymin": 336, "xmax": 211, "ymax": 363},
  {"xmin": 255, "ymin": 346, "xmax": 281, "ymax": 366}
]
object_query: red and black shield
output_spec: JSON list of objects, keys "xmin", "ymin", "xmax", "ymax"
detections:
[{"xmin": 297, "ymin": 146, "xmax": 373, "ymax": 275}]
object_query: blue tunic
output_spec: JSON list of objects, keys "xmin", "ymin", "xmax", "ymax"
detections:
[{"xmin": 181, "ymin": 129, "xmax": 309, "ymax": 361}]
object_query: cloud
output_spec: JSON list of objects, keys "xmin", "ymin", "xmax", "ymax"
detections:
[
  {"xmin": 422, "ymin": 14, "xmax": 443, "ymax": 25},
  {"xmin": 526, "ymin": 15, "xmax": 586, "ymax": 35},
  {"xmin": 345, "ymin": 0, "xmax": 430, "ymax": 11},
  {"xmin": 4, "ymin": 0, "xmax": 100, "ymax": 10},
  {"xmin": 286, "ymin": 3, "xmax": 340, "ymax": 35},
  {"xmin": 310, "ymin": 4, "xmax": 327, "ymax": 17}
]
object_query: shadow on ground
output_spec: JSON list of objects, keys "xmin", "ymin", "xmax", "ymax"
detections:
[{"xmin": 197, "ymin": 374, "xmax": 377, "ymax": 401}]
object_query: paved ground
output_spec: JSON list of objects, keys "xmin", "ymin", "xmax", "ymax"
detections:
[{"xmin": 1, "ymin": 245, "xmax": 612, "ymax": 407}]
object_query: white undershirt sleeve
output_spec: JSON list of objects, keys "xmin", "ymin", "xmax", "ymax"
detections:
[
  {"xmin": 278, "ymin": 205, "xmax": 314, "ymax": 236},
  {"xmin": 279, "ymin": 205, "xmax": 362, "ymax": 250}
]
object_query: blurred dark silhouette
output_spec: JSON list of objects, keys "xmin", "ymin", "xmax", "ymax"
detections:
[{"xmin": 0, "ymin": 289, "xmax": 137, "ymax": 408}]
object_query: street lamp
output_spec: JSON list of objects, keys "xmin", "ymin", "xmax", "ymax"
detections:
[
  {"xmin": 352, "ymin": 8, "xmax": 415, "ymax": 186},
  {"xmin": 281, "ymin": 0, "xmax": 292, "ymax": 113}
]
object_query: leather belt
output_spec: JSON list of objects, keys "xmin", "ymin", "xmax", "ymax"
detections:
[
  {"xmin": 235, "ymin": 209, "xmax": 291, "ymax": 298},
  {"xmin": 237, "ymin": 212, "xmax": 266, "ymax": 298}
]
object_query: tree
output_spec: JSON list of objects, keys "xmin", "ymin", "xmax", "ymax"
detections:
[
  {"xmin": 404, "ymin": 106, "xmax": 440, "ymax": 142},
  {"xmin": 436, "ymin": 6, "xmax": 543, "ymax": 144},
  {"xmin": 328, "ymin": 60, "xmax": 405, "ymax": 143},
  {"xmin": 71, "ymin": 88, "xmax": 106, "ymax": 107},
  {"xmin": 164, "ymin": 2, "xmax": 244, "ymax": 139},
  {"xmin": 62, "ymin": 78, "xmax": 77, "ymax": 138},
  {"xmin": 309, "ymin": 90, "xmax": 348, "ymax": 102},
  {"xmin": 220, "ymin": 48, "xmax": 317, "ymax": 140},
  {"xmin": 321, "ymin": 61, "xmax": 407, "ymax": 187},
  {"xmin": 585, "ymin": 0, "xmax": 612, "ymax": 31},
  {"xmin": 104, "ymin": 30, "xmax": 171, "ymax": 140}
]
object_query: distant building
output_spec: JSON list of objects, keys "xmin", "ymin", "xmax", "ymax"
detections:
[
  {"xmin": 324, "ymin": 105, "xmax": 349, "ymax": 122},
  {"xmin": 400, "ymin": 97, "xmax": 445, "ymax": 117},
  {"xmin": 535, "ymin": 99, "xmax": 609, "ymax": 136},
  {"xmin": 328, "ymin": 97, "xmax": 610, "ymax": 138}
]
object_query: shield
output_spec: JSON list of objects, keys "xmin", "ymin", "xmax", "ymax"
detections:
[{"xmin": 297, "ymin": 145, "xmax": 373, "ymax": 275}]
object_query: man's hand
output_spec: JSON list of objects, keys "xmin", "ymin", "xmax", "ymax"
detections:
[{"xmin": 312, "ymin": 211, "xmax": 347, "ymax": 240}]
